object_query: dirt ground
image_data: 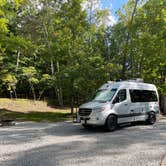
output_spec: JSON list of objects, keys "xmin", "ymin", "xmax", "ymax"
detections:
[{"xmin": 0, "ymin": 98, "xmax": 70, "ymax": 113}]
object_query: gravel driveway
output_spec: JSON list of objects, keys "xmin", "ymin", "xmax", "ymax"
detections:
[{"xmin": 0, "ymin": 119, "xmax": 166, "ymax": 166}]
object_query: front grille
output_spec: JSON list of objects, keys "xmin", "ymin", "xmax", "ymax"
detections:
[{"xmin": 79, "ymin": 108, "xmax": 92, "ymax": 116}]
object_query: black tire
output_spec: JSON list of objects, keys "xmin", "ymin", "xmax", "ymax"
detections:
[
  {"xmin": 82, "ymin": 124, "xmax": 92, "ymax": 129},
  {"xmin": 146, "ymin": 112, "xmax": 156, "ymax": 125},
  {"xmin": 105, "ymin": 115, "xmax": 117, "ymax": 132}
]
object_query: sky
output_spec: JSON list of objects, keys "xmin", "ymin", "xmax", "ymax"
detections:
[
  {"xmin": 82, "ymin": 0, "xmax": 129, "ymax": 26},
  {"xmin": 101, "ymin": 0, "xmax": 128, "ymax": 24},
  {"xmin": 101, "ymin": 0, "xmax": 128, "ymax": 13}
]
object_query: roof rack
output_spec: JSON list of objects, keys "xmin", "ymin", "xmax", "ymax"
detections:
[
  {"xmin": 126, "ymin": 78, "xmax": 144, "ymax": 83},
  {"xmin": 107, "ymin": 78, "xmax": 144, "ymax": 83}
]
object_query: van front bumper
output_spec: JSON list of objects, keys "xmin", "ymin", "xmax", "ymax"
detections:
[{"xmin": 79, "ymin": 113, "xmax": 106, "ymax": 126}]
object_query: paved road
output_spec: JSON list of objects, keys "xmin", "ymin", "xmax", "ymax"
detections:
[{"xmin": 0, "ymin": 120, "xmax": 166, "ymax": 166}]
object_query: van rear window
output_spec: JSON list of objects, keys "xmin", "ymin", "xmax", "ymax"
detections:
[{"xmin": 129, "ymin": 90, "xmax": 158, "ymax": 102}]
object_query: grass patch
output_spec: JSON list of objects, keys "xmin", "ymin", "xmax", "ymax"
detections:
[
  {"xmin": 0, "ymin": 98, "xmax": 75, "ymax": 122},
  {"xmin": 0, "ymin": 109, "xmax": 72, "ymax": 122}
]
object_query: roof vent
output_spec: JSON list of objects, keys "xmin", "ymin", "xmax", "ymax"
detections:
[{"xmin": 107, "ymin": 81, "xmax": 115, "ymax": 84}]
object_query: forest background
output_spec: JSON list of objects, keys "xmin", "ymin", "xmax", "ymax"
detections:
[{"xmin": 0, "ymin": 0, "xmax": 165, "ymax": 113}]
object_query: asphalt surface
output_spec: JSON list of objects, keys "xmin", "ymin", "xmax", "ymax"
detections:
[{"xmin": 0, "ymin": 120, "xmax": 166, "ymax": 166}]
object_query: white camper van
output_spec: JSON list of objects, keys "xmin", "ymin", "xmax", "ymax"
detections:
[{"xmin": 78, "ymin": 80, "xmax": 160, "ymax": 131}]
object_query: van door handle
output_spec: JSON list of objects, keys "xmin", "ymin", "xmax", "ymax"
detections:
[
  {"xmin": 124, "ymin": 103, "xmax": 128, "ymax": 106},
  {"xmin": 130, "ymin": 110, "xmax": 134, "ymax": 112}
]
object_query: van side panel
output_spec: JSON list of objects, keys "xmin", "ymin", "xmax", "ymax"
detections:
[{"xmin": 128, "ymin": 88, "xmax": 159, "ymax": 122}]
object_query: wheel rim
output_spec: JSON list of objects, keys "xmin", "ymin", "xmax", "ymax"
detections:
[
  {"xmin": 108, "ymin": 116, "xmax": 117, "ymax": 130},
  {"xmin": 150, "ymin": 113, "xmax": 156, "ymax": 124}
]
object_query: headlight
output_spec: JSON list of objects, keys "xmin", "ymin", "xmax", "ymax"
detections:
[{"xmin": 94, "ymin": 107, "xmax": 106, "ymax": 112}]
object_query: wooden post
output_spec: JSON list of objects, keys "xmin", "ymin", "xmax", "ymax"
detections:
[{"xmin": 163, "ymin": 97, "xmax": 166, "ymax": 115}]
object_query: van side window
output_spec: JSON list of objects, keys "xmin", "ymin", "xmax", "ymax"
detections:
[
  {"xmin": 113, "ymin": 89, "xmax": 126, "ymax": 103},
  {"xmin": 129, "ymin": 90, "xmax": 158, "ymax": 102}
]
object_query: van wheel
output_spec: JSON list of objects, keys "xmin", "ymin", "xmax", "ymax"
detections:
[
  {"xmin": 82, "ymin": 124, "xmax": 92, "ymax": 129},
  {"xmin": 146, "ymin": 112, "xmax": 156, "ymax": 125},
  {"xmin": 105, "ymin": 115, "xmax": 117, "ymax": 132}
]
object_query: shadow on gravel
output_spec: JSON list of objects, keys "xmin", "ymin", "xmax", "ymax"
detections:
[{"xmin": 1, "ymin": 120, "xmax": 166, "ymax": 166}]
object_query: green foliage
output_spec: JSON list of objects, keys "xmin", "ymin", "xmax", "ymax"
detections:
[
  {"xmin": 1, "ymin": 74, "xmax": 17, "ymax": 91},
  {"xmin": 22, "ymin": 67, "xmax": 38, "ymax": 80},
  {"xmin": 0, "ymin": 0, "xmax": 165, "ymax": 105},
  {"xmin": 111, "ymin": 0, "xmax": 166, "ymax": 95}
]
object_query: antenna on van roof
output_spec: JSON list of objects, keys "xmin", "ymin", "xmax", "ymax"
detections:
[{"xmin": 126, "ymin": 78, "xmax": 144, "ymax": 83}]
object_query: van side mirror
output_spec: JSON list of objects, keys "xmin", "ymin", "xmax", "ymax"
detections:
[{"xmin": 113, "ymin": 96, "xmax": 120, "ymax": 104}]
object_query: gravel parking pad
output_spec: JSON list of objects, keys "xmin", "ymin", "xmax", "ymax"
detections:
[{"xmin": 0, "ymin": 120, "xmax": 166, "ymax": 166}]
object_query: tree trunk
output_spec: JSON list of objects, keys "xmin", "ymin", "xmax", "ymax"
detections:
[
  {"xmin": 71, "ymin": 96, "xmax": 74, "ymax": 114},
  {"xmin": 51, "ymin": 58, "xmax": 54, "ymax": 76},
  {"xmin": 105, "ymin": 34, "xmax": 111, "ymax": 62},
  {"xmin": 10, "ymin": 91, "xmax": 13, "ymax": 100},
  {"xmin": 161, "ymin": 96, "xmax": 166, "ymax": 115},
  {"xmin": 88, "ymin": 0, "xmax": 93, "ymax": 50},
  {"xmin": 163, "ymin": 97, "xmax": 166, "ymax": 115},
  {"xmin": 121, "ymin": 0, "xmax": 139, "ymax": 79},
  {"xmin": 137, "ymin": 54, "xmax": 144, "ymax": 78},
  {"xmin": 42, "ymin": 19, "xmax": 55, "ymax": 77},
  {"xmin": 29, "ymin": 81, "xmax": 36, "ymax": 102},
  {"xmin": 16, "ymin": 48, "xmax": 20, "ymax": 72},
  {"xmin": 70, "ymin": 78, "xmax": 74, "ymax": 114},
  {"xmin": 13, "ymin": 88, "xmax": 17, "ymax": 99},
  {"xmin": 121, "ymin": 32, "xmax": 130, "ymax": 80},
  {"xmin": 56, "ymin": 60, "xmax": 63, "ymax": 107},
  {"xmin": 89, "ymin": 0, "xmax": 93, "ymax": 24},
  {"xmin": 38, "ymin": 90, "xmax": 45, "ymax": 101},
  {"xmin": 56, "ymin": 88, "xmax": 63, "ymax": 107}
]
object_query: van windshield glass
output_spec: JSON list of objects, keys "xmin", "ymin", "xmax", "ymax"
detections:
[{"xmin": 93, "ymin": 89, "xmax": 117, "ymax": 102}]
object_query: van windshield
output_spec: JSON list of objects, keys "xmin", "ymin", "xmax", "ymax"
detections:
[{"xmin": 93, "ymin": 89, "xmax": 117, "ymax": 102}]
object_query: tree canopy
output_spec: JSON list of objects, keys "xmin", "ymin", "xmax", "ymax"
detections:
[{"xmin": 0, "ymin": 0, "xmax": 165, "ymax": 107}]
